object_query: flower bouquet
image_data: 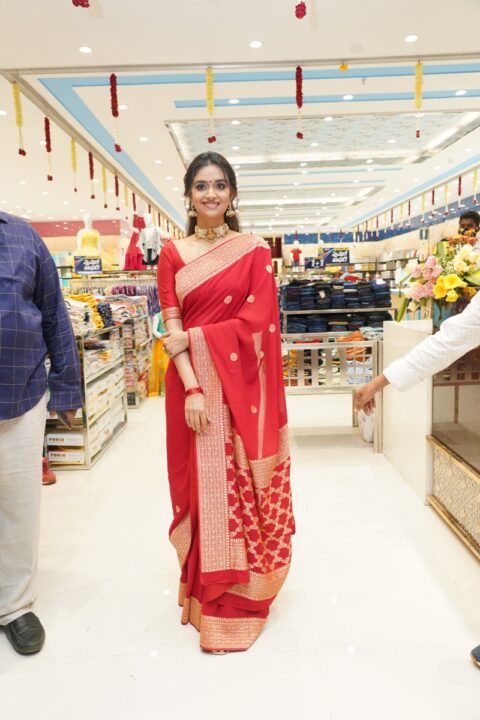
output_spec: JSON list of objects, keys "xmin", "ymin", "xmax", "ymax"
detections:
[{"xmin": 397, "ymin": 240, "xmax": 480, "ymax": 322}]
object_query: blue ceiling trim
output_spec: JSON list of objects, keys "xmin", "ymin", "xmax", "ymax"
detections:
[
  {"xmin": 240, "ymin": 168, "xmax": 399, "ymax": 178},
  {"xmin": 39, "ymin": 78, "xmax": 185, "ymax": 226},
  {"xmin": 176, "ymin": 89, "xmax": 480, "ymax": 109},
  {"xmin": 44, "ymin": 62, "xmax": 480, "ymax": 88},
  {"xmin": 353, "ymin": 153, "xmax": 480, "ymax": 225}
]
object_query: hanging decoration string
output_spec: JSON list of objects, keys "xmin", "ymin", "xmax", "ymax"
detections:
[
  {"xmin": 114, "ymin": 174, "xmax": 120, "ymax": 211},
  {"xmin": 206, "ymin": 67, "xmax": 216, "ymax": 144},
  {"xmin": 444, "ymin": 183, "xmax": 449, "ymax": 215},
  {"xmin": 70, "ymin": 138, "xmax": 78, "ymax": 192},
  {"xmin": 44, "ymin": 117, "xmax": 53, "ymax": 181},
  {"xmin": 295, "ymin": 1, "xmax": 307, "ymax": 19},
  {"xmin": 88, "ymin": 151, "xmax": 95, "ymax": 199},
  {"xmin": 124, "ymin": 184, "xmax": 128, "ymax": 209},
  {"xmin": 12, "ymin": 82, "xmax": 26, "ymax": 156},
  {"xmin": 400, "ymin": 203, "xmax": 404, "ymax": 227},
  {"xmin": 72, "ymin": 0, "xmax": 90, "ymax": 7},
  {"xmin": 457, "ymin": 175, "xmax": 462, "ymax": 209},
  {"xmin": 339, "ymin": 62, "xmax": 349, "ymax": 72},
  {"xmin": 473, "ymin": 169, "xmax": 478, "ymax": 206},
  {"xmin": 415, "ymin": 61, "xmax": 423, "ymax": 109},
  {"xmin": 102, "ymin": 166, "xmax": 108, "ymax": 208},
  {"xmin": 148, "ymin": 203, "xmax": 152, "ymax": 214},
  {"xmin": 407, "ymin": 200, "xmax": 412, "ymax": 226},
  {"xmin": 431, "ymin": 188, "xmax": 436, "ymax": 217},
  {"xmin": 296, "ymin": 65, "xmax": 304, "ymax": 139},
  {"xmin": 416, "ymin": 114, "xmax": 421, "ymax": 139},
  {"xmin": 421, "ymin": 193, "xmax": 426, "ymax": 223},
  {"xmin": 132, "ymin": 192, "xmax": 137, "ymax": 212},
  {"xmin": 110, "ymin": 74, "xmax": 121, "ymax": 152}
]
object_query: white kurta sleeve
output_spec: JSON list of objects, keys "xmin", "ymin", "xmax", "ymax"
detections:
[{"xmin": 384, "ymin": 292, "xmax": 480, "ymax": 391}]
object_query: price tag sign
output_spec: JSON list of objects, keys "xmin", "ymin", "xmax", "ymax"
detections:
[{"xmin": 74, "ymin": 256, "xmax": 103, "ymax": 274}]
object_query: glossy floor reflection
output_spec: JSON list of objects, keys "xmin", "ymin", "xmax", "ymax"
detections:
[{"xmin": 1, "ymin": 396, "xmax": 480, "ymax": 720}]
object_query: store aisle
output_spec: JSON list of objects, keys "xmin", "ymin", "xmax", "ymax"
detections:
[{"xmin": 1, "ymin": 396, "xmax": 480, "ymax": 720}]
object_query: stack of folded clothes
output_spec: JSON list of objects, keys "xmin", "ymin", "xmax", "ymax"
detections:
[
  {"xmin": 287, "ymin": 315, "xmax": 309, "ymax": 333},
  {"xmin": 281, "ymin": 282, "xmax": 304, "ymax": 310},
  {"xmin": 315, "ymin": 282, "xmax": 331, "ymax": 309},
  {"xmin": 357, "ymin": 281, "xmax": 375, "ymax": 308},
  {"xmin": 344, "ymin": 282, "xmax": 361, "ymax": 309},
  {"xmin": 365, "ymin": 311, "xmax": 391, "ymax": 328},
  {"xmin": 371, "ymin": 279, "xmax": 391, "ymax": 308},
  {"xmin": 307, "ymin": 316, "xmax": 329, "ymax": 333},
  {"xmin": 300, "ymin": 283, "xmax": 317, "ymax": 310},
  {"xmin": 328, "ymin": 317, "xmax": 349, "ymax": 333},
  {"xmin": 347, "ymin": 314, "xmax": 365, "ymax": 332},
  {"xmin": 330, "ymin": 284, "xmax": 346, "ymax": 309}
]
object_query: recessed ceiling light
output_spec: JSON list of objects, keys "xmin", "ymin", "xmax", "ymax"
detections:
[
  {"xmin": 229, "ymin": 98, "xmax": 240, "ymax": 105},
  {"xmin": 434, "ymin": 165, "xmax": 441, "ymax": 170},
  {"xmin": 387, "ymin": 138, "xmax": 396, "ymax": 144},
  {"xmin": 63, "ymin": 201, "xmax": 69, "ymax": 205},
  {"xmin": 0, "ymin": 110, "xmax": 7, "ymax": 116},
  {"xmin": 293, "ymin": 182, "xmax": 300, "ymax": 186},
  {"xmin": 107, "ymin": 189, "xmax": 114, "ymax": 194},
  {"xmin": 15, "ymin": 205, "xmax": 21, "ymax": 209},
  {"xmin": 118, "ymin": 104, "xmax": 128, "ymax": 111},
  {"xmin": 455, "ymin": 90, "xmax": 467, "ymax": 96},
  {"xmin": 301, "ymin": 170, "xmax": 308, "ymax": 174},
  {"xmin": 300, "ymin": 162, "xmax": 307, "ymax": 167},
  {"xmin": 310, "ymin": 142, "xmax": 319, "ymax": 147},
  {"xmin": 173, "ymin": 187, "xmax": 179, "ymax": 191},
  {"xmin": 139, "ymin": 137, "xmax": 149, "ymax": 142},
  {"xmin": 166, "ymin": 176, "xmax": 173, "ymax": 180},
  {"xmin": 324, "ymin": 116, "xmax": 333, "ymax": 122},
  {"xmin": 93, "ymin": 178, "xmax": 99, "ymax": 183},
  {"xmin": 101, "ymin": 215, "xmax": 107, "ymax": 219},
  {"xmin": 404, "ymin": 34, "xmax": 418, "ymax": 42},
  {"xmin": 79, "ymin": 46, "xmax": 93, "ymax": 54},
  {"xmin": 367, "ymin": 168, "xmax": 374, "ymax": 172},
  {"xmin": 343, "ymin": 94, "xmax": 354, "ymax": 101},
  {"xmin": 41, "ymin": 191, "xmax": 48, "ymax": 196},
  {"xmin": 331, "ymin": 193, "xmax": 336, "ymax": 197},
  {"xmin": 19, "ymin": 181, "xmax": 26, "ymax": 185},
  {"xmin": 394, "ymin": 189, "xmax": 400, "ymax": 193},
  {"xmin": 249, "ymin": 40, "xmax": 263, "ymax": 49},
  {"xmin": 366, "ymin": 159, "xmax": 373, "ymax": 164},
  {"xmin": 39, "ymin": 213, "xmax": 44, "ymax": 217},
  {"xmin": 232, "ymin": 145, "xmax": 240, "ymax": 150},
  {"xmin": 234, "ymin": 164, "xmax": 241, "ymax": 169},
  {"xmin": 154, "ymin": 159, "xmax": 163, "ymax": 164},
  {"xmin": 231, "ymin": 120, "xmax": 241, "ymax": 125},
  {"xmin": 413, "ymin": 177, "xmax": 419, "ymax": 182},
  {"xmin": 283, "ymin": 195, "xmax": 288, "ymax": 198}
]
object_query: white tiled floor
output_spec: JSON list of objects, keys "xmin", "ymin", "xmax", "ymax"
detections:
[{"xmin": 2, "ymin": 395, "xmax": 480, "ymax": 719}]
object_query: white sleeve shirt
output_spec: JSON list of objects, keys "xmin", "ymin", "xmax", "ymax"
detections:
[{"xmin": 384, "ymin": 292, "xmax": 480, "ymax": 391}]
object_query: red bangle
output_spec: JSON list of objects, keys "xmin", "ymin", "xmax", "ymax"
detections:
[{"xmin": 184, "ymin": 387, "xmax": 203, "ymax": 398}]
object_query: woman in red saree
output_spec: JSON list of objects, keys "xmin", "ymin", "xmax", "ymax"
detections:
[{"xmin": 158, "ymin": 152, "xmax": 294, "ymax": 652}]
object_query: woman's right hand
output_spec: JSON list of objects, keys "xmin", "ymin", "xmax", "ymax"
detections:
[{"xmin": 185, "ymin": 392, "xmax": 211, "ymax": 433}]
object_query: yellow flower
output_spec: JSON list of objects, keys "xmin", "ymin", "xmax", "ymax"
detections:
[
  {"xmin": 453, "ymin": 259, "xmax": 468, "ymax": 274},
  {"xmin": 443, "ymin": 273, "xmax": 467, "ymax": 290},
  {"xmin": 433, "ymin": 277, "xmax": 447, "ymax": 300},
  {"xmin": 446, "ymin": 289, "xmax": 459, "ymax": 303}
]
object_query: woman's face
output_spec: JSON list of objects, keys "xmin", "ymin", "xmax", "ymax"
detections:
[{"xmin": 189, "ymin": 164, "xmax": 232, "ymax": 227}]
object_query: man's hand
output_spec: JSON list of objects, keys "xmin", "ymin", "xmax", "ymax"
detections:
[{"xmin": 353, "ymin": 375, "xmax": 390, "ymax": 416}]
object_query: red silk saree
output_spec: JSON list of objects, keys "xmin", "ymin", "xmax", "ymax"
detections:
[{"xmin": 158, "ymin": 233, "xmax": 294, "ymax": 651}]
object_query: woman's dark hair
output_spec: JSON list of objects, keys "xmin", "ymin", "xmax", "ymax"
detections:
[{"xmin": 184, "ymin": 152, "xmax": 240, "ymax": 236}]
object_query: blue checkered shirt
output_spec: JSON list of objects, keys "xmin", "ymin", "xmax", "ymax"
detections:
[{"xmin": 0, "ymin": 212, "xmax": 82, "ymax": 420}]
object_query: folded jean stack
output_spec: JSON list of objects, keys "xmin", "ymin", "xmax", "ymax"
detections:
[
  {"xmin": 330, "ymin": 284, "xmax": 346, "ymax": 309},
  {"xmin": 371, "ymin": 279, "xmax": 391, "ymax": 308}
]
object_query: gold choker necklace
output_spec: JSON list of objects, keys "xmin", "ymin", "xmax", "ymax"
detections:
[{"xmin": 194, "ymin": 223, "xmax": 229, "ymax": 244}]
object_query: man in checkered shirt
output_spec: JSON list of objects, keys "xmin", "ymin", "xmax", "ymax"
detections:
[{"xmin": 0, "ymin": 212, "xmax": 82, "ymax": 655}]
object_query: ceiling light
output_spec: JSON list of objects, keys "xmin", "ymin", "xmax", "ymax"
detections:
[
  {"xmin": 353, "ymin": 179, "xmax": 360, "ymax": 183},
  {"xmin": 366, "ymin": 159, "xmax": 373, "ymax": 164},
  {"xmin": 324, "ymin": 116, "xmax": 333, "ymax": 122},
  {"xmin": 229, "ymin": 98, "xmax": 240, "ymax": 105},
  {"xmin": 367, "ymin": 167, "xmax": 374, "ymax": 172},
  {"xmin": 293, "ymin": 182, "xmax": 300, "ymax": 186},
  {"xmin": 331, "ymin": 193, "xmax": 336, "ymax": 197},
  {"xmin": 394, "ymin": 189, "xmax": 400, "ymax": 193},
  {"xmin": 139, "ymin": 137, "xmax": 149, "ymax": 142},
  {"xmin": 0, "ymin": 110, "xmax": 7, "ymax": 116},
  {"xmin": 434, "ymin": 165, "xmax": 441, "ymax": 170},
  {"xmin": 413, "ymin": 177, "xmax": 419, "ymax": 181},
  {"xmin": 300, "ymin": 162, "xmax": 307, "ymax": 167},
  {"xmin": 79, "ymin": 46, "xmax": 92, "ymax": 54},
  {"xmin": 41, "ymin": 191, "xmax": 48, "ymax": 196},
  {"xmin": 311, "ymin": 142, "xmax": 319, "ymax": 147},
  {"xmin": 249, "ymin": 40, "xmax": 263, "ymax": 49},
  {"xmin": 455, "ymin": 90, "xmax": 467, "ymax": 96},
  {"xmin": 15, "ymin": 205, "xmax": 20, "ymax": 209},
  {"xmin": 118, "ymin": 104, "xmax": 128, "ymax": 111},
  {"xmin": 283, "ymin": 195, "xmax": 288, "ymax": 199},
  {"xmin": 404, "ymin": 34, "xmax": 418, "ymax": 42},
  {"xmin": 232, "ymin": 145, "xmax": 240, "ymax": 150},
  {"xmin": 465, "ymin": 147, "xmax": 473, "ymax": 152},
  {"xmin": 234, "ymin": 164, "xmax": 241, "ymax": 169},
  {"xmin": 343, "ymin": 94, "xmax": 354, "ymax": 101},
  {"xmin": 387, "ymin": 138, "xmax": 396, "ymax": 144},
  {"xmin": 39, "ymin": 213, "xmax": 44, "ymax": 217},
  {"xmin": 166, "ymin": 176, "xmax": 173, "ymax": 180},
  {"xmin": 19, "ymin": 181, "xmax": 26, "ymax": 185},
  {"xmin": 173, "ymin": 187, "xmax": 179, "ymax": 191},
  {"xmin": 301, "ymin": 170, "xmax": 308, "ymax": 174},
  {"xmin": 154, "ymin": 160, "xmax": 163, "ymax": 164},
  {"xmin": 93, "ymin": 178, "xmax": 99, "ymax": 183},
  {"xmin": 231, "ymin": 120, "xmax": 241, "ymax": 125},
  {"xmin": 63, "ymin": 201, "xmax": 69, "ymax": 205}
]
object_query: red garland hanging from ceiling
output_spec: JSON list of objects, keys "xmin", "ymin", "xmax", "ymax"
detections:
[
  {"xmin": 295, "ymin": 2, "xmax": 307, "ymax": 19},
  {"xmin": 72, "ymin": 0, "xmax": 90, "ymax": 6},
  {"xmin": 110, "ymin": 74, "xmax": 122, "ymax": 152},
  {"xmin": 114, "ymin": 174, "xmax": 120, "ymax": 211},
  {"xmin": 295, "ymin": 66, "xmax": 304, "ymax": 139},
  {"xmin": 88, "ymin": 151, "xmax": 95, "ymax": 199},
  {"xmin": 132, "ymin": 192, "xmax": 137, "ymax": 212},
  {"xmin": 44, "ymin": 117, "xmax": 53, "ymax": 181}
]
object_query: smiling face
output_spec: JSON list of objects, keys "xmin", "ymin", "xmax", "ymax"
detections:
[{"xmin": 190, "ymin": 164, "xmax": 233, "ymax": 228}]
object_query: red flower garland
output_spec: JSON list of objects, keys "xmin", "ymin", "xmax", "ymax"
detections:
[
  {"xmin": 295, "ymin": 1, "xmax": 306, "ymax": 19},
  {"xmin": 296, "ymin": 66, "xmax": 304, "ymax": 139},
  {"xmin": 114, "ymin": 174, "xmax": 120, "ymax": 211},
  {"xmin": 132, "ymin": 192, "xmax": 137, "ymax": 212},
  {"xmin": 44, "ymin": 117, "xmax": 53, "ymax": 181},
  {"xmin": 72, "ymin": 0, "xmax": 90, "ymax": 6},
  {"xmin": 110, "ymin": 74, "xmax": 121, "ymax": 152},
  {"xmin": 148, "ymin": 203, "xmax": 152, "ymax": 214},
  {"xmin": 88, "ymin": 151, "xmax": 95, "ymax": 199},
  {"xmin": 458, "ymin": 175, "xmax": 462, "ymax": 208},
  {"xmin": 431, "ymin": 188, "xmax": 436, "ymax": 216}
]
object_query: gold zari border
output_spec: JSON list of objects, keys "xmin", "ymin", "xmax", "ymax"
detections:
[
  {"xmin": 229, "ymin": 566, "xmax": 289, "ymax": 601},
  {"xmin": 162, "ymin": 306, "xmax": 182, "ymax": 322},
  {"xmin": 170, "ymin": 514, "xmax": 191, "ymax": 568}
]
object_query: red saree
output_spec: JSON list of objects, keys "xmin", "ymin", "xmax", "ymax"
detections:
[{"xmin": 157, "ymin": 233, "xmax": 294, "ymax": 651}]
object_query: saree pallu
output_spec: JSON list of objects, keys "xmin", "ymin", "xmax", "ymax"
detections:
[{"xmin": 158, "ymin": 233, "xmax": 294, "ymax": 651}]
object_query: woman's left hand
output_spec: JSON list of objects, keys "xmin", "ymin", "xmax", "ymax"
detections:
[{"xmin": 162, "ymin": 329, "xmax": 189, "ymax": 358}]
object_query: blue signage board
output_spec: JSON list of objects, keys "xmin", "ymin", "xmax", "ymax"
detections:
[
  {"xmin": 322, "ymin": 248, "xmax": 350, "ymax": 265},
  {"xmin": 74, "ymin": 256, "xmax": 103, "ymax": 274}
]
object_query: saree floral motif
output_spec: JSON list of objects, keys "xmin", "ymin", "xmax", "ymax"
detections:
[{"xmin": 158, "ymin": 233, "xmax": 294, "ymax": 651}]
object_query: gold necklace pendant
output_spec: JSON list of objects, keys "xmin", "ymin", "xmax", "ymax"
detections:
[{"xmin": 194, "ymin": 223, "xmax": 229, "ymax": 244}]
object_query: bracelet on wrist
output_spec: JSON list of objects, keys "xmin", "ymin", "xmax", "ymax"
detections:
[{"xmin": 184, "ymin": 386, "xmax": 203, "ymax": 398}]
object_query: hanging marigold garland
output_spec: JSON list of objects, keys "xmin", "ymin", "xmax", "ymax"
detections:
[
  {"xmin": 110, "ymin": 74, "xmax": 122, "ymax": 152},
  {"xmin": 473, "ymin": 169, "xmax": 478, "ymax": 205},
  {"xmin": 102, "ymin": 166, "xmax": 108, "ymax": 208},
  {"xmin": 457, "ymin": 176, "xmax": 462, "ymax": 209},
  {"xmin": 148, "ymin": 203, "xmax": 152, "ymax": 214},
  {"xmin": 407, "ymin": 200, "xmax": 412, "ymax": 226},
  {"xmin": 431, "ymin": 188, "xmax": 436, "ymax": 217},
  {"xmin": 70, "ymin": 139, "xmax": 78, "ymax": 192},
  {"xmin": 72, "ymin": 0, "xmax": 90, "ymax": 7},
  {"xmin": 339, "ymin": 62, "xmax": 349, "ymax": 72},
  {"xmin": 12, "ymin": 82, "xmax": 26, "ymax": 156},
  {"xmin": 295, "ymin": 1, "xmax": 307, "ymax": 19},
  {"xmin": 415, "ymin": 61, "xmax": 423, "ymax": 109},
  {"xmin": 124, "ymin": 184, "xmax": 128, "ymax": 209},
  {"xmin": 132, "ymin": 192, "xmax": 137, "ymax": 212},
  {"xmin": 444, "ymin": 183, "xmax": 449, "ymax": 215},
  {"xmin": 295, "ymin": 66, "xmax": 304, "ymax": 139},
  {"xmin": 44, "ymin": 117, "xmax": 53, "ymax": 181},
  {"xmin": 206, "ymin": 66, "xmax": 216, "ymax": 144},
  {"xmin": 114, "ymin": 174, "xmax": 120, "ymax": 211},
  {"xmin": 88, "ymin": 151, "xmax": 95, "ymax": 199}
]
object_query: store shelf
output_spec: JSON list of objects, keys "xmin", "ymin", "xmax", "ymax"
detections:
[
  {"xmin": 84, "ymin": 356, "xmax": 124, "ymax": 385},
  {"xmin": 281, "ymin": 307, "xmax": 395, "ymax": 315}
]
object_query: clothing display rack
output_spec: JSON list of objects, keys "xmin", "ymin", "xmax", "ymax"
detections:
[{"xmin": 122, "ymin": 314, "xmax": 153, "ymax": 407}]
